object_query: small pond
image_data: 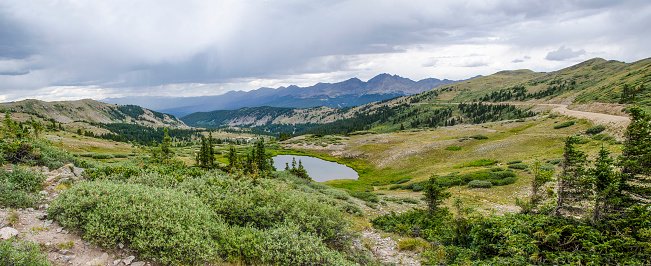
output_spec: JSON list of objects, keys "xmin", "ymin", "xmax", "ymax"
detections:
[{"xmin": 272, "ymin": 155, "xmax": 359, "ymax": 182}]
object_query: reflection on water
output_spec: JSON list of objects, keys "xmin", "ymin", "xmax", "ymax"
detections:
[{"xmin": 273, "ymin": 155, "xmax": 359, "ymax": 182}]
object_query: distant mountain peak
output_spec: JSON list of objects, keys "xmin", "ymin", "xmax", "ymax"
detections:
[{"xmin": 105, "ymin": 73, "xmax": 464, "ymax": 116}]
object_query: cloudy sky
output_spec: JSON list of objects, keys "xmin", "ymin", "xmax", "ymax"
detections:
[{"xmin": 0, "ymin": 0, "xmax": 650, "ymax": 102}]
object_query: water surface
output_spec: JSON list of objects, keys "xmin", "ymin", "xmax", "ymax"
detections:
[{"xmin": 273, "ymin": 155, "xmax": 359, "ymax": 182}]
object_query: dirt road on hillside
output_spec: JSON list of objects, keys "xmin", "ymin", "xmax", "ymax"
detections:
[
  {"xmin": 415, "ymin": 102, "xmax": 631, "ymax": 128},
  {"xmin": 545, "ymin": 104, "xmax": 630, "ymax": 128}
]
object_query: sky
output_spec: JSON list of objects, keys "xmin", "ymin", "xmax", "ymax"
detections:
[{"xmin": 0, "ymin": 0, "xmax": 650, "ymax": 102}]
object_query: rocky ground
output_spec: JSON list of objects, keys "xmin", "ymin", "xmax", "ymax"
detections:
[{"xmin": 0, "ymin": 164, "xmax": 151, "ymax": 266}]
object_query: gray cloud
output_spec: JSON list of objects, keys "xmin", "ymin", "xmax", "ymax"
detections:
[
  {"xmin": 0, "ymin": 0, "xmax": 649, "ymax": 101},
  {"xmin": 545, "ymin": 46, "xmax": 587, "ymax": 61}
]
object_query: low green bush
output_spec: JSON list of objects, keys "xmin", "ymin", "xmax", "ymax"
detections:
[
  {"xmin": 554, "ymin": 121, "xmax": 576, "ymax": 129},
  {"xmin": 389, "ymin": 184, "xmax": 403, "ymax": 190},
  {"xmin": 402, "ymin": 198, "xmax": 420, "ymax": 204},
  {"xmin": 49, "ymin": 180, "xmax": 221, "ymax": 265},
  {"xmin": 393, "ymin": 178, "xmax": 411, "ymax": 184},
  {"xmin": 323, "ymin": 188, "xmax": 350, "ymax": 200},
  {"xmin": 91, "ymin": 153, "xmax": 115, "ymax": 159},
  {"xmin": 469, "ymin": 134, "xmax": 488, "ymax": 140},
  {"xmin": 546, "ymin": 158, "xmax": 562, "ymax": 165},
  {"xmin": 592, "ymin": 133, "xmax": 615, "ymax": 141},
  {"xmin": 507, "ymin": 160, "xmax": 522, "ymax": 165},
  {"xmin": 0, "ymin": 167, "xmax": 45, "ymax": 192},
  {"xmin": 0, "ymin": 167, "xmax": 45, "ymax": 208},
  {"xmin": 540, "ymin": 164, "xmax": 555, "ymax": 172},
  {"xmin": 508, "ymin": 163, "xmax": 528, "ymax": 170},
  {"xmin": 456, "ymin": 159, "xmax": 498, "ymax": 168},
  {"xmin": 585, "ymin": 125, "xmax": 606, "ymax": 135},
  {"xmin": 445, "ymin": 146, "xmax": 462, "ymax": 151},
  {"xmin": 0, "ymin": 238, "xmax": 52, "ymax": 266},
  {"xmin": 347, "ymin": 190, "xmax": 379, "ymax": 203}
]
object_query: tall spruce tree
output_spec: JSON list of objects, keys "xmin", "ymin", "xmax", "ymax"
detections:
[
  {"xmin": 227, "ymin": 144, "xmax": 239, "ymax": 171},
  {"xmin": 619, "ymin": 106, "xmax": 651, "ymax": 206},
  {"xmin": 590, "ymin": 145, "xmax": 619, "ymax": 221},
  {"xmin": 554, "ymin": 136, "xmax": 590, "ymax": 216},
  {"xmin": 424, "ymin": 175, "xmax": 451, "ymax": 215}
]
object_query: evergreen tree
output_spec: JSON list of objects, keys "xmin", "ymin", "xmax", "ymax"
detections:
[
  {"xmin": 520, "ymin": 160, "xmax": 554, "ymax": 214},
  {"xmin": 424, "ymin": 175, "xmax": 451, "ymax": 215},
  {"xmin": 590, "ymin": 145, "xmax": 619, "ymax": 221},
  {"xmin": 227, "ymin": 144, "xmax": 239, "ymax": 171},
  {"xmin": 619, "ymin": 106, "xmax": 651, "ymax": 206},
  {"xmin": 161, "ymin": 127, "xmax": 172, "ymax": 159},
  {"xmin": 554, "ymin": 136, "xmax": 590, "ymax": 216},
  {"xmin": 288, "ymin": 158, "xmax": 310, "ymax": 180},
  {"xmin": 30, "ymin": 117, "xmax": 43, "ymax": 139},
  {"xmin": 208, "ymin": 132, "xmax": 215, "ymax": 167}
]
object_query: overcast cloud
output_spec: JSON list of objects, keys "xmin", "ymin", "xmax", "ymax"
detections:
[{"xmin": 0, "ymin": 0, "xmax": 650, "ymax": 102}]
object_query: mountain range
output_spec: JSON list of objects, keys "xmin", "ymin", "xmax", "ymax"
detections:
[
  {"xmin": 103, "ymin": 74, "xmax": 461, "ymax": 117},
  {"xmin": 180, "ymin": 57, "xmax": 651, "ymax": 132}
]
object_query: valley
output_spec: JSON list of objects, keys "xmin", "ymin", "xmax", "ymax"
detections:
[{"xmin": 1, "ymin": 57, "xmax": 651, "ymax": 265}]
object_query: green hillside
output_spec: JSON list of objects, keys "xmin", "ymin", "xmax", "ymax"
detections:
[{"xmin": 179, "ymin": 57, "xmax": 651, "ymax": 136}]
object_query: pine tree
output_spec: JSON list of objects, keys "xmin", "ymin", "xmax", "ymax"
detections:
[
  {"xmin": 207, "ymin": 132, "xmax": 215, "ymax": 167},
  {"xmin": 619, "ymin": 106, "xmax": 651, "ymax": 206},
  {"xmin": 424, "ymin": 175, "xmax": 451, "ymax": 215},
  {"xmin": 30, "ymin": 117, "xmax": 43, "ymax": 139},
  {"xmin": 553, "ymin": 136, "xmax": 590, "ymax": 216},
  {"xmin": 160, "ymin": 127, "xmax": 172, "ymax": 159},
  {"xmin": 520, "ymin": 160, "xmax": 554, "ymax": 214},
  {"xmin": 591, "ymin": 145, "xmax": 619, "ymax": 221},
  {"xmin": 227, "ymin": 144, "xmax": 239, "ymax": 171}
]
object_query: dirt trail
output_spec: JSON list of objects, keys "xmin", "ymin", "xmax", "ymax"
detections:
[
  {"xmin": 546, "ymin": 104, "xmax": 630, "ymax": 127},
  {"xmin": 0, "ymin": 165, "xmax": 149, "ymax": 266}
]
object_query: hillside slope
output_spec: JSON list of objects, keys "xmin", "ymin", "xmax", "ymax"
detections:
[
  {"xmin": 0, "ymin": 99, "xmax": 187, "ymax": 128},
  {"xmin": 181, "ymin": 57, "xmax": 650, "ymax": 133}
]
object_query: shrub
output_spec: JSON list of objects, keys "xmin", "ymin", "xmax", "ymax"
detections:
[
  {"xmin": 91, "ymin": 153, "xmax": 114, "ymax": 159},
  {"xmin": 49, "ymin": 180, "xmax": 221, "ymax": 265},
  {"xmin": 398, "ymin": 237, "xmax": 431, "ymax": 252},
  {"xmin": 0, "ymin": 167, "xmax": 45, "ymax": 192},
  {"xmin": 347, "ymin": 190, "xmax": 379, "ymax": 203},
  {"xmin": 323, "ymin": 188, "xmax": 350, "ymax": 200},
  {"xmin": 469, "ymin": 134, "xmax": 488, "ymax": 140},
  {"xmin": 33, "ymin": 140, "xmax": 93, "ymax": 169},
  {"xmin": 393, "ymin": 178, "xmax": 411, "ymax": 184},
  {"xmin": 0, "ymin": 182, "xmax": 41, "ymax": 208},
  {"xmin": 0, "ymin": 238, "xmax": 52, "ymax": 266},
  {"xmin": 507, "ymin": 160, "xmax": 522, "ymax": 165},
  {"xmin": 469, "ymin": 180, "xmax": 492, "ymax": 188},
  {"xmin": 411, "ymin": 183, "xmax": 425, "ymax": 192},
  {"xmin": 592, "ymin": 133, "xmax": 615, "ymax": 141},
  {"xmin": 389, "ymin": 184, "xmax": 403, "ymax": 190},
  {"xmin": 0, "ymin": 167, "xmax": 45, "ymax": 208},
  {"xmin": 508, "ymin": 163, "xmax": 528, "ymax": 170},
  {"xmin": 585, "ymin": 125, "xmax": 606, "ymax": 135},
  {"xmin": 180, "ymin": 174, "xmax": 348, "ymax": 241},
  {"xmin": 445, "ymin": 146, "xmax": 462, "ymax": 151},
  {"xmin": 546, "ymin": 158, "xmax": 562, "ymax": 165},
  {"xmin": 489, "ymin": 176, "xmax": 516, "ymax": 186},
  {"xmin": 402, "ymin": 198, "xmax": 420, "ymax": 204},
  {"xmin": 339, "ymin": 202, "xmax": 363, "ymax": 217},
  {"xmin": 456, "ymin": 159, "xmax": 498, "ymax": 168},
  {"xmin": 554, "ymin": 121, "xmax": 576, "ymax": 129},
  {"xmin": 540, "ymin": 164, "xmax": 555, "ymax": 172}
]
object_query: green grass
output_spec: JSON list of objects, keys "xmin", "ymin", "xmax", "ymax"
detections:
[{"xmin": 455, "ymin": 159, "xmax": 498, "ymax": 168}]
